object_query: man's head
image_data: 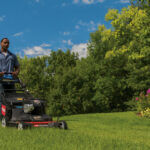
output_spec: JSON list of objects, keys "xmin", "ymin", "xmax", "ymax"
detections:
[{"xmin": 1, "ymin": 38, "xmax": 9, "ymax": 51}]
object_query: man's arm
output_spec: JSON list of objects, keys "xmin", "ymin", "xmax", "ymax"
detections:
[
  {"xmin": 12, "ymin": 55, "xmax": 20, "ymax": 77},
  {"xmin": 12, "ymin": 66, "xmax": 20, "ymax": 77}
]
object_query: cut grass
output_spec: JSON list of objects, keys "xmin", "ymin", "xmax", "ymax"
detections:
[{"xmin": 0, "ymin": 112, "xmax": 150, "ymax": 150}]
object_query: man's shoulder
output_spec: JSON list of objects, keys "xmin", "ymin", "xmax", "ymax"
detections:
[
  {"xmin": 7, "ymin": 50, "xmax": 17, "ymax": 57},
  {"xmin": 0, "ymin": 50, "xmax": 18, "ymax": 59}
]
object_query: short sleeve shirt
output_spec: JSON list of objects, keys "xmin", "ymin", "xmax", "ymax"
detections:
[{"xmin": 0, "ymin": 50, "xmax": 19, "ymax": 72}]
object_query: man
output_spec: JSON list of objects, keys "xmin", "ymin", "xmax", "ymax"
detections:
[
  {"xmin": 0, "ymin": 38, "xmax": 20, "ymax": 116},
  {"xmin": 0, "ymin": 38, "xmax": 20, "ymax": 76}
]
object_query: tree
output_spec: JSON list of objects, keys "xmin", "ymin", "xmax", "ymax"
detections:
[
  {"xmin": 88, "ymin": 5, "xmax": 150, "ymax": 111},
  {"xmin": 130, "ymin": 0, "xmax": 150, "ymax": 8}
]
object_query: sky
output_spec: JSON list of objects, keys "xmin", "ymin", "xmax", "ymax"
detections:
[{"xmin": 0, "ymin": 0, "xmax": 130, "ymax": 58}]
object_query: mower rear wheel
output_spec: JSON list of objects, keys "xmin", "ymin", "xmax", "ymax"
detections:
[
  {"xmin": 1, "ymin": 117, "xmax": 7, "ymax": 128},
  {"xmin": 59, "ymin": 121, "xmax": 68, "ymax": 130}
]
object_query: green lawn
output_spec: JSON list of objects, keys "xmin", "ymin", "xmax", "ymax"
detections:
[{"xmin": 0, "ymin": 112, "xmax": 150, "ymax": 150}]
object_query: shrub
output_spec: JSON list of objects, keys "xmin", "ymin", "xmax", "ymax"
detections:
[
  {"xmin": 141, "ymin": 108, "xmax": 150, "ymax": 118},
  {"xmin": 135, "ymin": 88, "xmax": 150, "ymax": 117}
]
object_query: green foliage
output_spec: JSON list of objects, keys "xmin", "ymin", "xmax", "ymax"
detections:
[
  {"xmin": 89, "ymin": 25, "xmax": 114, "ymax": 62},
  {"xmin": 18, "ymin": 3, "xmax": 150, "ymax": 115},
  {"xmin": 45, "ymin": 50, "xmax": 79, "ymax": 115},
  {"xmin": 141, "ymin": 108, "xmax": 150, "ymax": 118},
  {"xmin": 18, "ymin": 55, "xmax": 49, "ymax": 99},
  {"xmin": 88, "ymin": 5, "xmax": 150, "ymax": 112},
  {"xmin": 47, "ymin": 56, "xmax": 98, "ymax": 115},
  {"xmin": 130, "ymin": 0, "xmax": 150, "ymax": 8}
]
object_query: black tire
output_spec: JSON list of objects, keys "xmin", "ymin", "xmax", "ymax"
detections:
[
  {"xmin": 58, "ymin": 121, "xmax": 68, "ymax": 130},
  {"xmin": 1, "ymin": 117, "xmax": 7, "ymax": 128}
]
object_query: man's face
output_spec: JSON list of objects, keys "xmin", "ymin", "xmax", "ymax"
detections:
[{"xmin": 1, "ymin": 39, "xmax": 9, "ymax": 50}]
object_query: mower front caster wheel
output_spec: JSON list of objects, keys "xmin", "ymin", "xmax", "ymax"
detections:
[
  {"xmin": 18, "ymin": 122, "xmax": 26, "ymax": 130},
  {"xmin": 2, "ymin": 117, "xmax": 7, "ymax": 128}
]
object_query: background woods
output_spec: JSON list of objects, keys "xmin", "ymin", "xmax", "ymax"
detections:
[{"xmin": 18, "ymin": 0, "xmax": 150, "ymax": 115}]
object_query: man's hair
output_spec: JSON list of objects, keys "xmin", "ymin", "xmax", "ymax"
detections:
[{"xmin": 1, "ymin": 38, "xmax": 9, "ymax": 43}]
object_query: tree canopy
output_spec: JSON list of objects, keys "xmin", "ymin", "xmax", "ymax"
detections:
[{"xmin": 18, "ymin": 2, "xmax": 150, "ymax": 115}]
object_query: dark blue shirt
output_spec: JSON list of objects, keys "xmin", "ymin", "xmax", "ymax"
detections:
[{"xmin": 0, "ymin": 50, "xmax": 19, "ymax": 72}]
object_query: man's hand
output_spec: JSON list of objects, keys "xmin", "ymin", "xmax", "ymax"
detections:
[
  {"xmin": 13, "ymin": 66, "xmax": 20, "ymax": 78},
  {"xmin": 12, "ymin": 71, "xmax": 18, "ymax": 77},
  {"xmin": 0, "ymin": 72, "xmax": 4, "ymax": 77}
]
